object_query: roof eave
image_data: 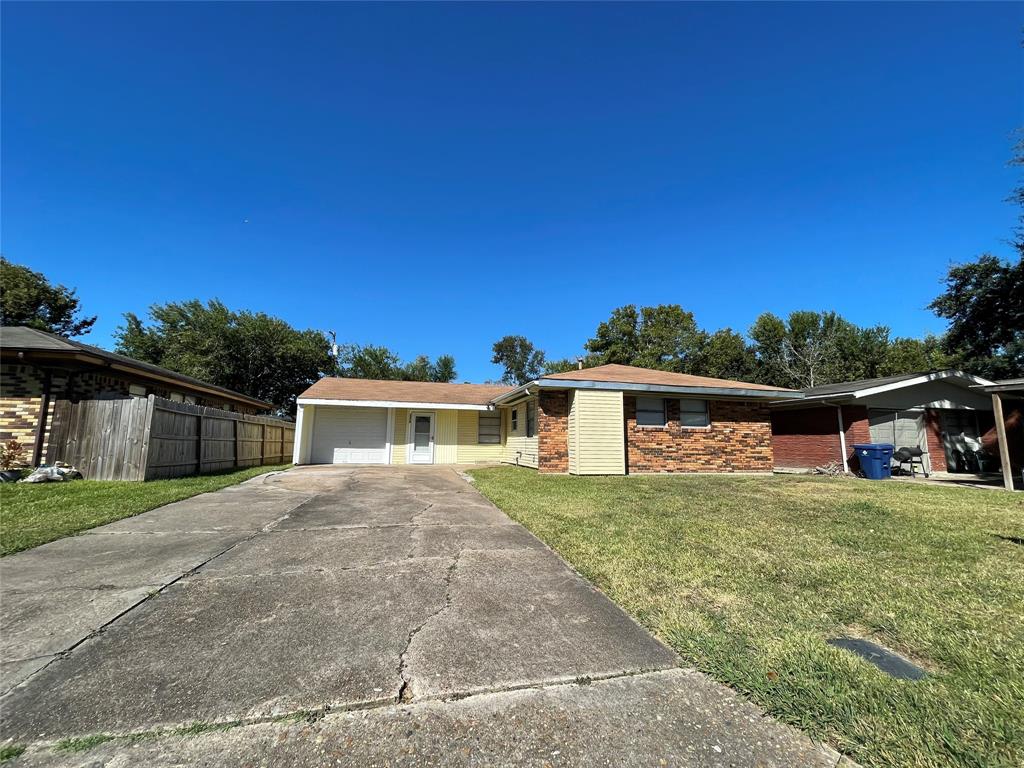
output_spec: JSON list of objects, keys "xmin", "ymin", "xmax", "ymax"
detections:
[{"xmin": 534, "ymin": 378, "xmax": 800, "ymax": 400}]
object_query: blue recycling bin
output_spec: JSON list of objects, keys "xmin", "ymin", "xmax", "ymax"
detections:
[{"xmin": 853, "ymin": 443, "xmax": 894, "ymax": 480}]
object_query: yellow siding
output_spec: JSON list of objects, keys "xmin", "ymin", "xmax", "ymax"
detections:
[
  {"xmin": 434, "ymin": 410, "xmax": 459, "ymax": 464},
  {"xmin": 456, "ymin": 410, "xmax": 504, "ymax": 464},
  {"xmin": 567, "ymin": 391, "xmax": 578, "ymax": 474},
  {"xmin": 391, "ymin": 408, "xmax": 407, "ymax": 464},
  {"xmin": 575, "ymin": 390, "xmax": 625, "ymax": 475},
  {"xmin": 500, "ymin": 398, "xmax": 539, "ymax": 469}
]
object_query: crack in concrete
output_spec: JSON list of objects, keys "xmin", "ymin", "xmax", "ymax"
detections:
[
  {"xmin": 396, "ymin": 550, "xmax": 461, "ymax": 703},
  {"xmin": 0, "ymin": 493, "xmax": 315, "ymax": 699}
]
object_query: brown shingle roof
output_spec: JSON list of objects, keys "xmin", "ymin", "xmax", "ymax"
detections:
[
  {"xmin": 541, "ymin": 363, "xmax": 795, "ymax": 392},
  {"xmin": 300, "ymin": 378, "xmax": 514, "ymax": 405}
]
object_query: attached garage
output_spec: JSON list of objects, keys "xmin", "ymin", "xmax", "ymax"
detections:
[{"xmin": 310, "ymin": 406, "xmax": 389, "ymax": 464}]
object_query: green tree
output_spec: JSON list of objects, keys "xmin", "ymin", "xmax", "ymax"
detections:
[
  {"xmin": 338, "ymin": 344, "xmax": 403, "ymax": 380},
  {"xmin": 585, "ymin": 304, "xmax": 704, "ymax": 372},
  {"xmin": 116, "ymin": 299, "xmax": 333, "ymax": 414},
  {"xmin": 543, "ymin": 357, "xmax": 580, "ymax": 374},
  {"xmin": 0, "ymin": 257, "xmax": 96, "ymax": 337},
  {"xmin": 692, "ymin": 328, "xmax": 756, "ymax": 381},
  {"xmin": 491, "ymin": 335, "xmax": 546, "ymax": 385},
  {"xmin": 929, "ymin": 254, "xmax": 1024, "ymax": 380},
  {"xmin": 430, "ymin": 354, "xmax": 457, "ymax": 383},
  {"xmin": 879, "ymin": 335, "xmax": 952, "ymax": 377}
]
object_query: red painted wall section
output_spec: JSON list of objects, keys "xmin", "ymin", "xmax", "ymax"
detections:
[
  {"xmin": 923, "ymin": 409, "xmax": 948, "ymax": 472},
  {"xmin": 770, "ymin": 404, "xmax": 869, "ymax": 471}
]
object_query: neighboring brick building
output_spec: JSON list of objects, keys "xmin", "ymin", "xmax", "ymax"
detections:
[
  {"xmin": 769, "ymin": 370, "xmax": 1004, "ymax": 475},
  {"xmin": 1, "ymin": 326, "xmax": 272, "ymax": 466}
]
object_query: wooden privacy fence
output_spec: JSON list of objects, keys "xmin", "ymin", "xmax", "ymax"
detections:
[{"xmin": 46, "ymin": 395, "xmax": 295, "ymax": 481}]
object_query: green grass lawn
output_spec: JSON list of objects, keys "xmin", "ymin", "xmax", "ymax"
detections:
[
  {"xmin": 0, "ymin": 464, "xmax": 291, "ymax": 556},
  {"xmin": 469, "ymin": 467, "xmax": 1024, "ymax": 768}
]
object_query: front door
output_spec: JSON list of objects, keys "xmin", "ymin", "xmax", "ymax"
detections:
[{"xmin": 409, "ymin": 412, "xmax": 435, "ymax": 464}]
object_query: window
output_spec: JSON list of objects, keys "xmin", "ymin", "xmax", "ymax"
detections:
[
  {"xmin": 636, "ymin": 397, "xmax": 667, "ymax": 427},
  {"xmin": 679, "ymin": 399, "xmax": 709, "ymax": 427},
  {"xmin": 169, "ymin": 392, "xmax": 184, "ymax": 403},
  {"xmin": 526, "ymin": 400, "xmax": 537, "ymax": 438},
  {"xmin": 184, "ymin": 395, "xmax": 197, "ymax": 405},
  {"xmin": 478, "ymin": 412, "xmax": 501, "ymax": 444},
  {"xmin": 511, "ymin": 408, "xmax": 519, "ymax": 432},
  {"xmin": 128, "ymin": 384, "xmax": 147, "ymax": 398}
]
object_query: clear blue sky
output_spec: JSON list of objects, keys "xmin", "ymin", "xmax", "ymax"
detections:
[{"xmin": 3, "ymin": 2, "xmax": 1021, "ymax": 383}]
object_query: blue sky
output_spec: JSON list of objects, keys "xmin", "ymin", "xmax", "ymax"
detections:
[{"xmin": 3, "ymin": 2, "xmax": 1021, "ymax": 383}]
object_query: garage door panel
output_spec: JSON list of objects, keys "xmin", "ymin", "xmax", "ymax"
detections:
[{"xmin": 311, "ymin": 407, "xmax": 388, "ymax": 464}]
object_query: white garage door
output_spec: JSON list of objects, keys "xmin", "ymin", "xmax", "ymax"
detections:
[{"xmin": 311, "ymin": 406, "xmax": 388, "ymax": 464}]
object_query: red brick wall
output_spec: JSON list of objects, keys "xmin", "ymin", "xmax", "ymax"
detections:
[
  {"xmin": 923, "ymin": 409, "xmax": 948, "ymax": 472},
  {"xmin": 770, "ymin": 404, "xmax": 870, "ymax": 471},
  {"xmin": 537, "ymin": 390, "xmax": 569, "ymax": 473},
  {"xmin": 624, "ymin": 397, "xmax": 773, "ymax": 473}
]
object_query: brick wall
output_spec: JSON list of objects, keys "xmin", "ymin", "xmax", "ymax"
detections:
[
  {"xmin": 537, "ymin": 390, "xmax": 569, "ymax": 473},
  {"xmin": 624, "ymin": 397, "xmax": 773, "ymax": 473},
  {"xmin": 770, "ymin": 404, "xmax": 870, "ymax": 471},
  {"xmin": 923, "ymin": 409, "xmax": 948, "ymax": 472},
  {"xmin": 0, "ymin": 364, "xmax": 46, "ymax": 449}
]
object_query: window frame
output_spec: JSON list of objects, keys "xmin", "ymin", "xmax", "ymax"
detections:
[
  {"xmin": 128, "ymin": 384, "xmax": 147, "ymax": 399},
  {"xmin": 679, "ymin": 398, "xmax": 710, "ymax": 428},
  {"xmin": 635, "ymin": 396, "xmax": 667, "ymax": 428},
  {"xmin": 511, "ymin": 408, "xmax": 519, "ymax": 433},
  {"xmin": 526, "ymin": 400, "xmax": 537, "ymax": 438},
  {"xmin": 478, "ymin": 412, "xmax": 501, "ymax": 445}
]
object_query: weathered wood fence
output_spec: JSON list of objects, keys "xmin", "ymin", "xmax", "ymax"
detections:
[{"xmin": 46, "ymin": 395, "xmax": 294, "ymax": 481}]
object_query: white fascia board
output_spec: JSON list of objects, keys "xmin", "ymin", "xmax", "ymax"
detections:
[
  {"xmin": 852, "ymin": 370, "xmax": 996, "ymax": 399},
  {"xmin": 296, "ymin": 398, "xmax": 492, "ymax": 411},
  {"xmin": 535, "ymin": 379, "xmax": 799, "ymax": 400}
]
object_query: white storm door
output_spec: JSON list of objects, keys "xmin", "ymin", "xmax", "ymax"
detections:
[{"xmin": 409, "ymin": 412, "xmax": 435, "ymax": 464}]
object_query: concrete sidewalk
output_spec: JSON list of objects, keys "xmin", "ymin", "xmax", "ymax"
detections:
[{"xmin": 0, "ymin": 466, "xmax": 845, "ymax": 766}]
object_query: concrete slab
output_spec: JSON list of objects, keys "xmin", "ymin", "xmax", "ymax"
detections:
[
  {"xmin": 195, "ymin": 528, "xmax": 417, "ymax": 577},
  {"xmin": 12, "ymin": 670, "xmax": 842, "ymax": 768},
  {"xmin": 1, "ymin": 586, "xmax": 154, "ymax": 690},
  {"xmin": 274, "ymin": 492, "xmax": 430, "ymax": 529},
  {"xmin": 96, "ymin": 492, "xmax": 308, "ymax": 534},
  {"xmin": 0, "ymin": 656, "xmax": 54, "ymax": 695},
  {"xmin": 0, "ymin": 531, "xmax": 245, "ymax": 593},
  {"xmin": 404, "ymin": 549, "xmax": 678, "ymax": 700},
  {"xmin": 0, "ymin": 560, "xmax": 452, "ymax": 742}
]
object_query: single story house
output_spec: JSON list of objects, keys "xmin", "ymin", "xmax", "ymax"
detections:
[
  {"xmin": 293, "ymin": 363, "xmax": 797, "ymax": 474},
  {"xmin": 0, "ymin": 326, "xmax": 272, "ymax": 465},
  {"xmin": 770, "ymin": 370, "xmax": 1001, "ymax": 475}
]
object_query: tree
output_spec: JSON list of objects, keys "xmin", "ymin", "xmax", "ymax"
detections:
[
  {"xmin": 491, "ymin": 335, "xmax": 546, "ymax": 385},
  {"xmin": 585, "ymin": 304, "xmax": 704, "ymax": 372},
  {"xmin": 927, "ymin": 254, "xmax": 1024, "ymax": 379},
  {"xmin": 115, "ymin": 299, "xmax": 334, "ymax": 414},
  {"xmin": 0, "ymin": 257, "xmax": 96, "ymax": 337},
  {"xmin": 337, "ymin": 344, "xmax": 403, "ymax": 380},
  {"xmin": 431, "ymin": 355, "xmax": 457, "ymax": 383},
  {"xmin": 878, "ymin": 335, "xmax": 952, "ymax": 377},
  {"xmin": 543, "ymin": 357, "xmax": 580, "ymax": 374},
  {"xmin": 692, "ymin": 328, "xmax": 756, "ymax": 381}
]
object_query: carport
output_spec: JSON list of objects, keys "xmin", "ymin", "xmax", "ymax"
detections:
[{"xmin": 975, "ymin": 379, "xmax": 1024, "ymax": 490}]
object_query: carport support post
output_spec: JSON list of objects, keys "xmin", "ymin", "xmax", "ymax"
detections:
[
  {"xmin": 992, "ymin": 393, "xmax": 1014, "ymax": 491},
  {"xmin": 835, "ymin": 405, "xmax": 849, "ymax": 474}
]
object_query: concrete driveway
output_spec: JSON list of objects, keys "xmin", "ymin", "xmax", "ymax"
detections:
[{"xmin": 0, "ymin": 466, "xmax": 845, "ymax": 766}]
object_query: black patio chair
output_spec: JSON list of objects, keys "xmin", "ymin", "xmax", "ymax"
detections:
[{"xmin": 893, "ymin": 446, "xmax": 929, "ymax": 478}]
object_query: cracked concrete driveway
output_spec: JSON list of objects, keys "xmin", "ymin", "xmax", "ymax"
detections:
[{"xmin": 0, "ymin": 466, "xmax": 846, "ymax": 766}]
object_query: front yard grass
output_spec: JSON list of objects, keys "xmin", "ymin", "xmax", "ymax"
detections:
[
  {"xmin": 469, "ymin": 467, "xmax": 1024, "ymax": 768},
  {"xmin": 0, "ymin": 464, "xmax": 291, "ymax": 556}
]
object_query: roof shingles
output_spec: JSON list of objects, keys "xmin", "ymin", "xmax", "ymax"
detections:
[{"xmin": 300, "ymin": 378, "xmax": 514, "ymax": 406}]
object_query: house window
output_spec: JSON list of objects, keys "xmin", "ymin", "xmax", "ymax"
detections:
[
  {"xmin": 184, "ymin": 395, "xmax": 197, "ymax": 405},
  {"xmin": 169, "ymin": 392, "xmax": 184, "ymax": 403},
  {"xmin": 478, "ymin": 412, "xmax": 501, "ymax": 444},
  {"xmin": 511, "ymin": 408, "xmax": 519, "ymax": 432},
  {"xmin": 636, "ymin": 397, "xmax": 667, "ymax": 427},
  {"xmin": 128, "ymin": 384, "xmax": 147, "ymax": 398},
  {"xmin": 680, "ymin": 399, "xmax": 710, "ymax": 427},
  {"xmin": 526, "ymin": 400, "xmax": 537, "ymax": 438}
]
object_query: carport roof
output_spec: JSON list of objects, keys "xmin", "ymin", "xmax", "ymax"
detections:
[
  {"xmin": 299, "ymin": 377, "xmax": 515, "ymax": 406},
  {"xmin": 776, "ymin": 369, "xmax": 996, "ymax": 405}
]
